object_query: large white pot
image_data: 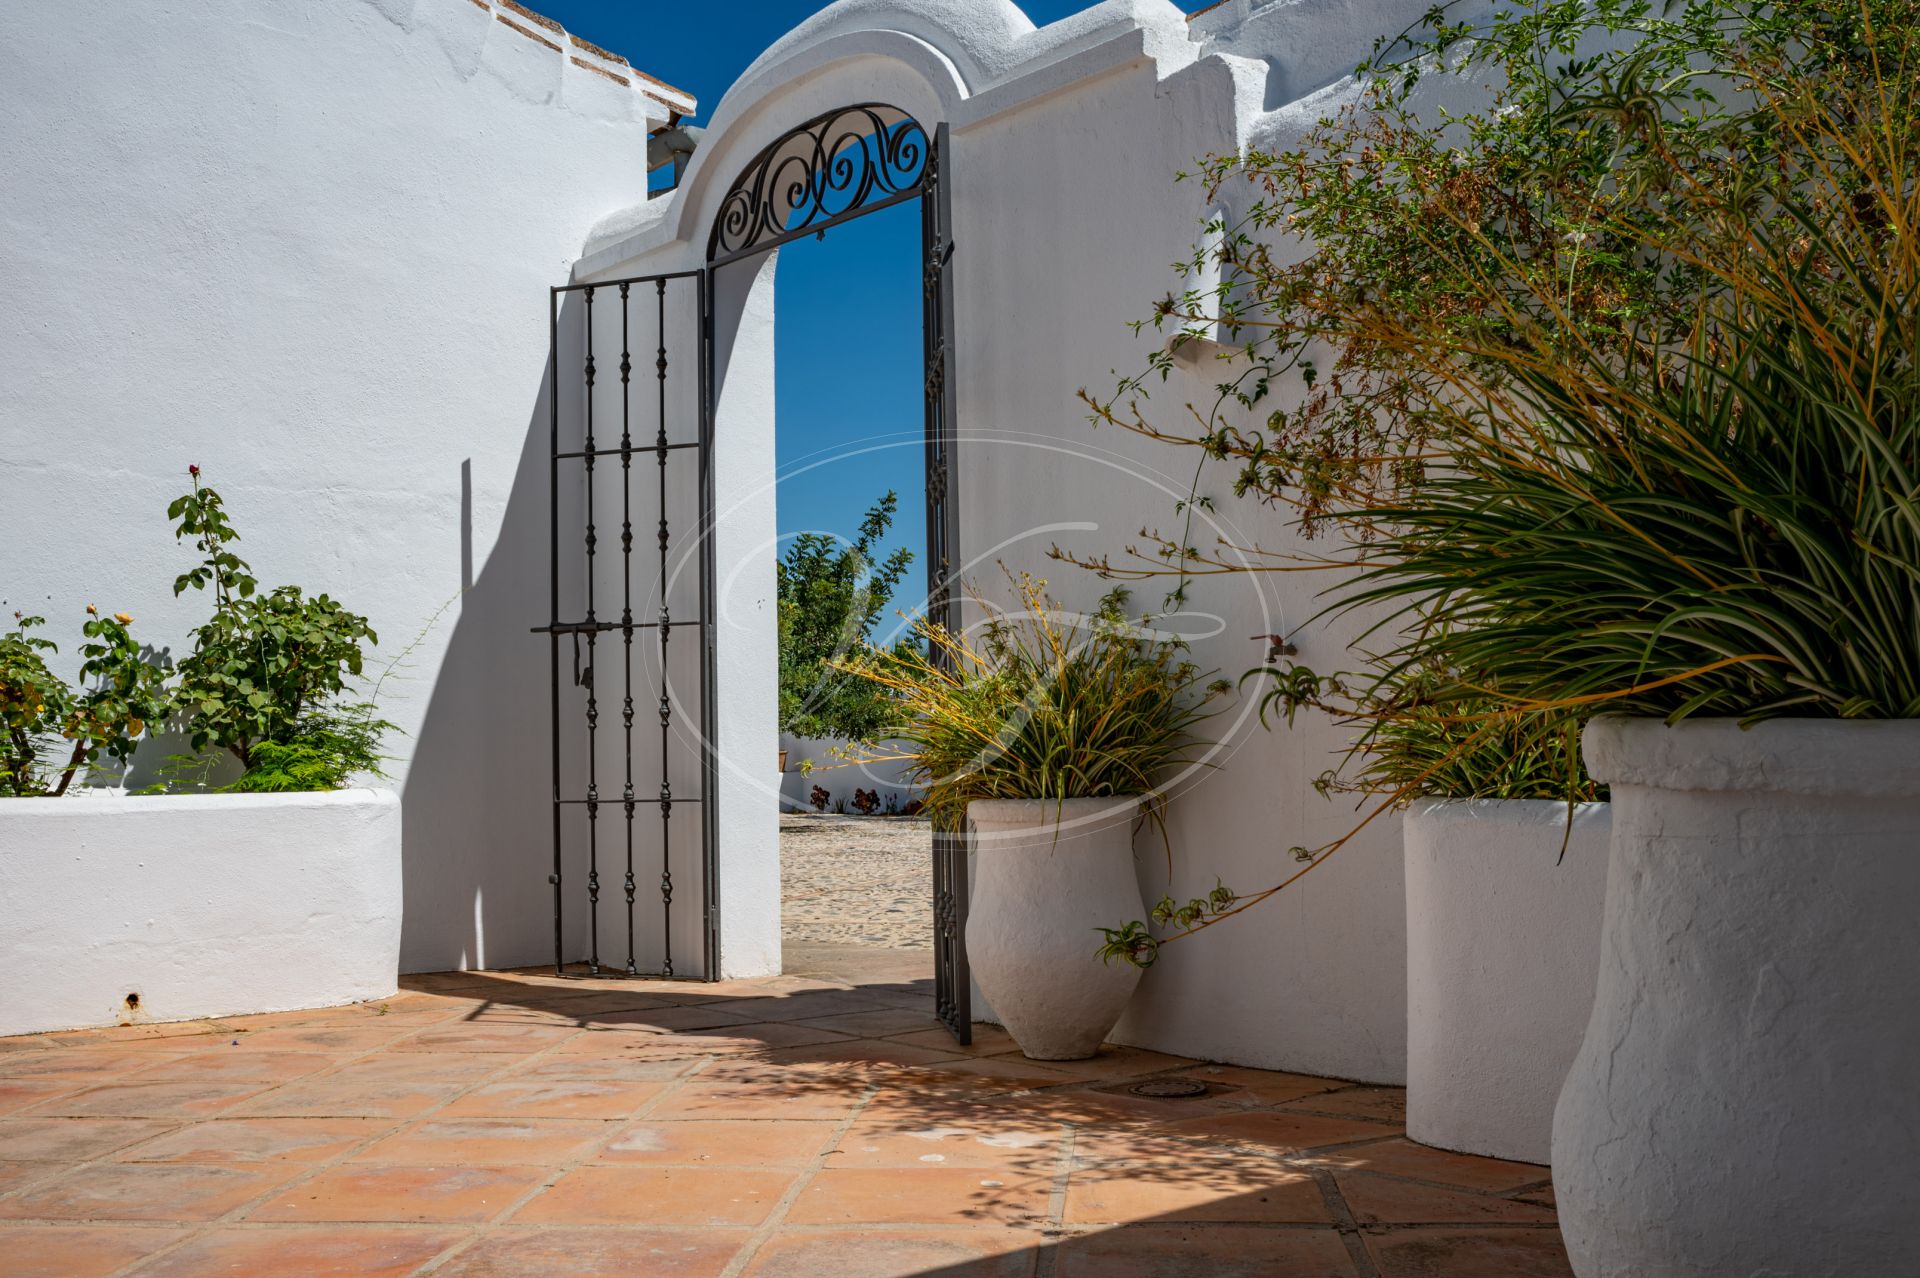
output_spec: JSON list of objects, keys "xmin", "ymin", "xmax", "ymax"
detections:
[
  {"xmin": 965, "ymin": 796, "xmax": 1144, "ymax": 1060},
  {"xmin": 1556, "ymin": 718, "xmax": 1920, "ymax": 1276},
  {"xmin": 1404, "ymin": 798, "xmax": 1610, "ymax": 1164},
  {"xmin": 0, "ymin": 789, "xmax": 403, "ymax": 1036}
]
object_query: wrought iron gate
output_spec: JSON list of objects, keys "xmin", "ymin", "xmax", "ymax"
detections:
[
  {"xmin": 541, "ymin": 103, "xmax": 967, "ymax": 1034},
  {"xmin": 540, "ymin": 269, "xmax": 716, "ymax": 979}
]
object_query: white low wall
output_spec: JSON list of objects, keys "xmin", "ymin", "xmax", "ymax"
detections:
[
  {"xmin": 1404, "ymin": 798, "xmax": 1611, "ymax": 1163},
  {"xmin": 0, "ymin": 790, "xmax": 402, "ymax": 1037}
]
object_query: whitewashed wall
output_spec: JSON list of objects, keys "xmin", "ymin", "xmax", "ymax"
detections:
[
  {"xmin": 582, "ymin": 0, "xmax": 1444, "ymax": 1079},
  {"xmin": 0, "ymin": 0, "xmax": 681, "ymax": 974}
]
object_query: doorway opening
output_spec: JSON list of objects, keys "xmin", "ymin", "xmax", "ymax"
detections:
[
  {"xmin": 770, "ymin": 196, "xmax": 932, "ymax": 967},
  {"xmin": 703, "ymin": 104, "xmax": 970, "ymax": 1038}
]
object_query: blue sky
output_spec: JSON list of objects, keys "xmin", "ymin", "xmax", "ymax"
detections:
[{"xmin": 532, "ymin": 1, "xmax": 1204, "ymax": 620}]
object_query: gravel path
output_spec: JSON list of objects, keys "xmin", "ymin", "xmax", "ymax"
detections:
[{"xmin": 780, "ymin": 813, "xmax": 932, "ymax": 950}]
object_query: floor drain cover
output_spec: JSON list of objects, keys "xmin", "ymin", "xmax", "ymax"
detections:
[{"xmin": 1127, "ymin": 1077, "xmax": 1210, "ymax": 1099}]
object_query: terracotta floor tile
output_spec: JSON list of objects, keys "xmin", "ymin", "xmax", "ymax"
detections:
[
  {"xmin": 830, "ymin": 1113, "xmax": 1063, "ymax": 1170},
  {"xmin": 791, "ymin": 1007, "xmax": 945, "ymax": 1038},
  {"xmin": 514, "ymin": 1165, "xmax": 796, "ymax": 1226},
  {"xmin": 393, "ymin": 1023, "xmax": 581, "ymax": 1053},
  {"xmin": 761, "ymin": 1037, "xmax": 968, "ymax": 1071},
  {"xmin": 895, "ymin": 1056, "xmax": 1077, "ymax": 1091},
  {"xmin": 0, "ymin": 1160, "xmax": 302, "ymax": 1221},
  {"xmin": 438, "ymin": 1076, "xmax": 668, "ymax": 1120},
  {"xmin": 433, "ymin": 1226, "xmax": 746, "ymax": 1277},
  {"xmin": 249, "ymin": 1162, "xmax": 549, "ymax": 1222},
  {"xmin": 0, "ymin": 1224, "xmax": 186, "ymax": 1278},
  {"xmin": 1161, "ymin": 1109, "xmax": 1399, "ymax": 1155},
  {"xmin": 0, "ymin": 1117, "xmax": 177, "ymax": 1162},
  {"xmin": 116, "ymin": 1049, "xmax": 339, "ymax": 1086},
  {"xmin": 1184, "ymin": 1065, "xmax": 1355, "ymax": 1108},
  {"xmin": 0, "ymin": 1162, "xmax": 59, "ymax": 1194},
  {"xmin": 229, "ymin": 1074, "xmax": 467, "ymax": 1119},
  {"xmin": 1365, "ymin": 1227, "xmax": 1574, "ymax": 1277},
  {"xmin": 597, "ymin": 1118, "xmax": 837, "ymax": 1165},
  {"xmin": 1298, "ymin": 1139, "xmax": 1544, "ymax": 1193},
  {"xmin": 574, "ymin": 1005, "xmax": 759, "ymax": 1033},
  {"xmin": 1336, "ymin": 1173, "xmax": 1559, "ymax": 1226},
  {"xmin": 501, "ymin": 1056, "xmax": 693, "ymax": 1083},
  {"xmin": 1283, "ymin": 1086, "xmax": 1409, "ymax": 1125},
  {"xmin": 887, "ymin": 1024, "xmax": 1021, "ymax": 1056},
  {"xmin": 660, "ymin": 1079, "xmax": 869, "ymax": 1122},
  {"xmin": 223, "ymin": 1024, "xmax": 422, "ymax": 1053},
  {"xmin": 741, "ymin": 1228, "xmax": 1043, "ymax": 1277},
  {"xmin": 0, "ymin": 1081, "xmax": 85, "ymax": 1115},
  {"xmin": 710, "ymin": 991, "xmax": 899, "ymax": 1023},
  {"xmin": 131, "ymin": 1224, "xmax": 464, "ymax": 1277},
  {"xmin": 23, "ymin": 1078, "xmax": 272, "ymax": 1119},
  {"xmin": 0, "ymin": 1050, "xmax": 182, "ymax": 1084},
  {"xmin": 318, "ymin": 1051, "xmax": 504, "ymax": 1083},
  {"xmin": 351, "ymin": 1119, "xmax": 610, "ymax": 1166},
  {"xmin": 1015, "ymin": 1046, "xmax": 1200, "ymax": 1081},
  {"xmin": 1063, "ymin": 1160, "xmax": 1330, "ymax": 1225},
  {"xmin": 1052, "ymin": 1224, "xmax": 1358, "ymax": 1277},
  {"xmin": 114, "ymin": 1117, "xmax": 388, "ymax": 1163},
  {"xmin": 785, "ymin": 1166, "xmax": 1053, "ymax": 1227}
]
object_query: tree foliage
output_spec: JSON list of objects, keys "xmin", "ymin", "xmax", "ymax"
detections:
[{"xmin": 776, "ymin": 491, "xmax": 915, "ymax": 742}]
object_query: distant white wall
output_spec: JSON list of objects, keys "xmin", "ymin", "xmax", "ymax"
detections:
[
  {"xmin": 779, "ymin": 733, "xmax": 920, "ymax": 813},
  {"xmin": 579, "ymin": 0, "xmax": 1459, "ymax": 1080},
  {"xmin": 0, "ymin": 0, "xmax": 671, "ymax": 974},
  {"xmin": 0, "ymin": 791, "xmax": 401, "ymax": 1036}
]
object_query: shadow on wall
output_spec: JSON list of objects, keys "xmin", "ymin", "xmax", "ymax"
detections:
[{"xmin": 399, "ymin": 324, "xmax": 578, "ymax": 974}]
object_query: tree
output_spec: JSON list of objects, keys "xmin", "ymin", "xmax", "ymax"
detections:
[{"xmin": 777, "ymin": 492, "xmax": 914, "ymax": 742}]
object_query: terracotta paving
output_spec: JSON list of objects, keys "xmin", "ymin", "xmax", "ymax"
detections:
[{"xmin": 0, "ymin": 942, "xmax": 1569, "ymax": 1276}]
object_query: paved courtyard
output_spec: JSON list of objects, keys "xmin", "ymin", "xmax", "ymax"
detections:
[
  {"xmin": 781, "ymin": 814, "xmax": 932, "ymax": 950},
  {"xmin": 0, "ymin": 946, "xmax": 1570, "ymax": 1276}
]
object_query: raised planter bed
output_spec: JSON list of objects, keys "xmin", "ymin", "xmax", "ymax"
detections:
[
  {"xmin": 0, "ymin": 789, "xmax": 401, "ymax": 1037},
  {"xmin": 1404, "ymin": 797, "xmax": 1611, "ymax": 1164}
]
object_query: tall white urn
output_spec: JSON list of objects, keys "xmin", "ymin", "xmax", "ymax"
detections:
[
  {"xmin": 965, "ymin": 797, "xmax": 1144, "ymax": 1060},
  {"xmin": 1404, "ymin": 798, "xmax": 1610, "ymax": 1164},
  {"xmin": 1555, "ymin": 718, "xmax": 1920, "ymax": 1276}
]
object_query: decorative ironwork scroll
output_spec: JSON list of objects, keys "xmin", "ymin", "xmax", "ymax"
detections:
[{"xmin": 707, "ymin": 104, "xmax": 930, "ymax": 265}]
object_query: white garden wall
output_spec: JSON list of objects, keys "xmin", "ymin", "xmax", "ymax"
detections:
[
  {"xmin": 0, "ymin": 791, "xmax": 401, "ymax": 1037},
  {"xmin": 0, "ymin": 0, "xmax": 682, "ymax": 974}
]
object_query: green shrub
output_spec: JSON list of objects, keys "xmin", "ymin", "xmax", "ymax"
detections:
[{"xmin": 1, "ymin": 609, "xmax": 167, "ymax": 797}]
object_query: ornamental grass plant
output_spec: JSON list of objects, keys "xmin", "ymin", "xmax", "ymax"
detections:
[
  {"xmin": 833, "ymin": 573, "xmax": 1227, "ymax": 833},
  {"xmin": 1347, "ymin": 5, "xmax": 1920, "ymax": 722}
]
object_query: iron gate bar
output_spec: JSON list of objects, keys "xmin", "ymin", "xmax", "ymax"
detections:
[
  {"xmin": 541, "ymin": 267, "xmax": 714, "ymax": 982},
  {"xmin": 920, "ymin": 122, "xmax": 971, "ymax": 1046}
]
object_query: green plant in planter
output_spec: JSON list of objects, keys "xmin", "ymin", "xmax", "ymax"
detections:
[
  {"xmin": 1059, "ymin": 0, "xmax": 1907, "ymax": 959},
  {"xmin": 833, "ymin": 571, "xmax": 1229, "ymax": 834},
  {"xmin": 1349, "ymin": 27, "xmax": 1920, "ymax": 721},
  {"xmin": 168, "ymin": 467, "xmax": 392, "ymax": 787},
  {"xmin": 1, "ymin": 608, "xmax": 168, "ymax": 797}
]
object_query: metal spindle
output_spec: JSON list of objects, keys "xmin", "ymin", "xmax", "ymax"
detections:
[
  {"xmin": 656, "ymin": 277, "xmax": 674, "ymax": 978},
  {"xmin": 583, "ymin": 286, "xmax": 601, "ymax": 975},
  {"xmin": 619, "ymin": 283, "xmax": 638, "ymax": 976}
]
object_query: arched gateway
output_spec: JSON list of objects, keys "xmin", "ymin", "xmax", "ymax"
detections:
[{"xmin": 536, "ymin": 99, "xmax": 971, "ymax": 1039}]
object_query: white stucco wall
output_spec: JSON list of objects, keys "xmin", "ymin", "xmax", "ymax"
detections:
[
  {"xmin": 0, "ymin": 791, "xmax": 401, "ymax": 1036},
  {"xmin": 0, "ymin": 0, "xmax": 677, "ymax": 974},
  {"xmin": 580, "ymin": 0, "xmax": 1450, "ymax": 1079}
]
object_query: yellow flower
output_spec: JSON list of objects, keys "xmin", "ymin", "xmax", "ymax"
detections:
[
  {"xmin": 114, "ymin": 612, "xmax": 132, "ymax": 625},
  {"xmin": 86, "ymin": 604, "xmax": 97, "ymax": 615}
]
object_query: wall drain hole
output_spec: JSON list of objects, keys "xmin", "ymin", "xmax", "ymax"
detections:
[
  {"xmin": 1128, "ymin": 1077, "xmax": 1210, "ymax": 1099},
  {"xmin": 123, "ymin": 992, "xmax": 140, "ymax": 1010}
]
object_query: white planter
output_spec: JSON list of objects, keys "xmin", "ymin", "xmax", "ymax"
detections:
[
  {"xmin": 965, "ymin": 797, "xmax": 1144, "ymax": 1060},
  {"xmin": 1556, "ymin": 718, "xmax": 1920, "ymax": 1276},
  {"xmin": 0, "ymin": 789, "xmax": 403, "ymax": 1037},
  {"xmin": 1404, "ymin": 798, "xmax": 1610, "ymax": 1164}
]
